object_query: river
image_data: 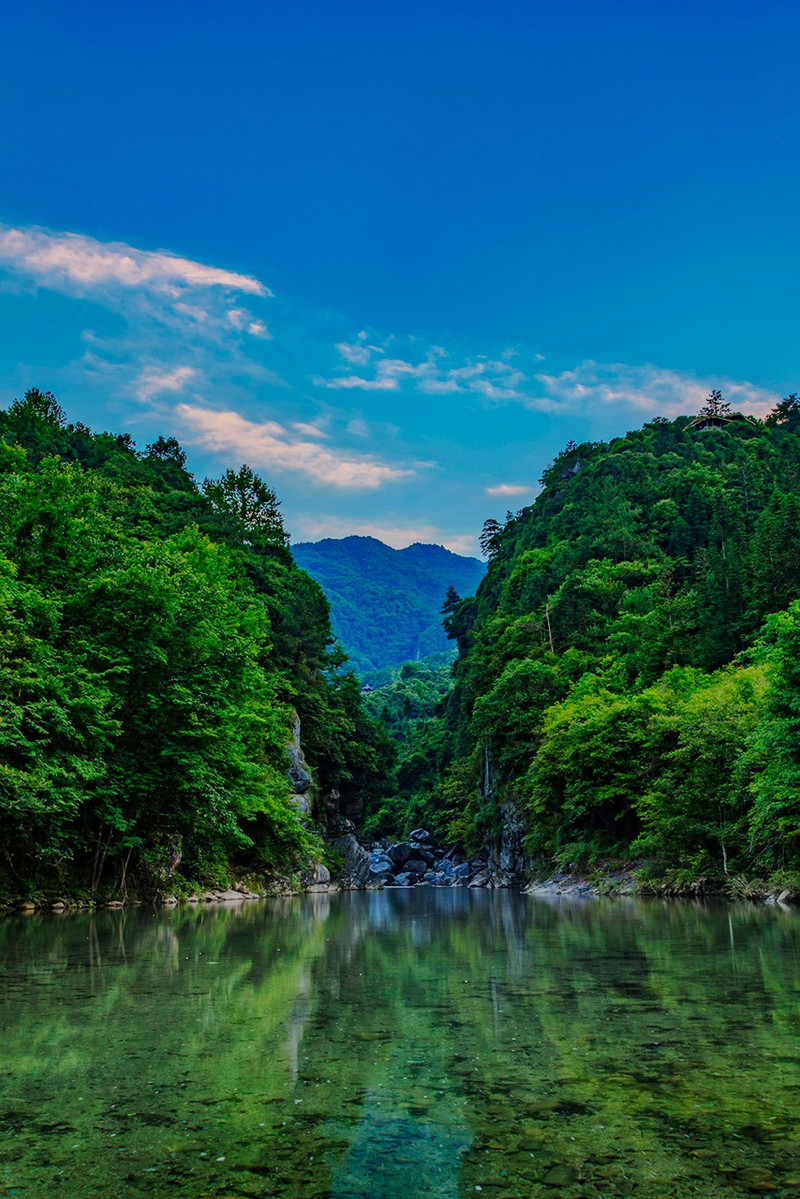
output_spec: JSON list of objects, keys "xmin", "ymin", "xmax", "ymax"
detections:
[{"xmin": 2, "ymin": 889, "xmax": 799, "ymax": 1198}]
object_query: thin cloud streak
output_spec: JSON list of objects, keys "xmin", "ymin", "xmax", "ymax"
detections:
[
  {"xmin": 315, "ymin": 341, "xmax": 527, "ymax": 401},
  {"xmin": 531, "ymin": 361, "xmax": 779, "ymax": 418},
  {"xmin": 486, "ymin": 483, "xmax": 534, "ymax": 497},
  {"xmin": 0, "ymin": 225, "xmax": 268, "ymax": 298},
  {"xmin": 175, "ymin": 404, "xmax": 414, "ymax": 490},
  {"xmin": 134, "ymin": 365, "xmax": 197, "ymax": 402},
  {"xmin": 317, "ymin": 334, "xmax": 780, "ymax": 423}
]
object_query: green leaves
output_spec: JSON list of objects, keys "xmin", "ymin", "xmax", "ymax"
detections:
[
  {"xmin": 434, "ymin": 409, "xmax": 800, "ymax": 877},
  {"xmin": 0, "ymin": 393, "xmax": 389, "ymax": 895}
]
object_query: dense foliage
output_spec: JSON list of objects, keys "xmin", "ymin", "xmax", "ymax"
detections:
[
  {"xmin": 291, "ymin": 536, "xmax": 485, "ymax": 675},
  {"xmin": 0, "ymin": 390, "xmax": 392, "ymax": 900},
  {"xmin": 360, "ymin": 654, "xmax": 455, "ymax": 837},
  {"xmin": 409, "ymin": 400, "xmax": 800, "ymax": 881}
]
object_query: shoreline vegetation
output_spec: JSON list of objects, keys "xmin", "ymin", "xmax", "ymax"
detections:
[
  {"xmin": 4, "ymin": 877, "xmax": 799, "ymax": 917},
  {"xmin": 3, "ymin": 389, "xmax": 800, "ymax": 910}
]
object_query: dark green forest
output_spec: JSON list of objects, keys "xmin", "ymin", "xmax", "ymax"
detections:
[
  {"xmin": 0, "ymin": 389, "xmax": 392, "ymax": 904},
  {"xmin": 379, "ymin": 394, "xmax": 800, "ymax": 889}
]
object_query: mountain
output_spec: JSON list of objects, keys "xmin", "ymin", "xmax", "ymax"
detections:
[{"xmin": 291, "ymin": 536, "xmax": 486, "ymax": 674}]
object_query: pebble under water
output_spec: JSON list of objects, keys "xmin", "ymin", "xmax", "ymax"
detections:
[{"xmin": 1, "ymin": 889, "xmax": 799, "ymax": 1198}]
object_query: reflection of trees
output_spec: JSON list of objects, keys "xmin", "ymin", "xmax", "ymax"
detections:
[{"xmin": 1, "ymin": 895, "xmax": 800, "ymax": 1196}]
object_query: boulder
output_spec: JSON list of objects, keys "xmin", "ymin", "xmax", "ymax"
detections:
[
  {"xmin": 409, "ymin": 828, "xmax": 438, "ymax": 848},
  {"xmin": 468, "ymin": 871, "xmax": 493, "ymax": 889},
  {"xmin": 391, "ymin": 871, "xmax": 417, "ymax": 887},
  {"xmin": 302, "ymin": 862, "xmax": 331, "ymax": 887},
  {"xmin": 388, "ymin": 842, "xmax": 416, "ymax": 867},
  {"xmin": 405, "ymin": 856, "xmax": 429, "ymax": 874}
]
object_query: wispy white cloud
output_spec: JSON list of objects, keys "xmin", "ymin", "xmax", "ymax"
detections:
[
  {"xmin": 228, "ymin": 308, "xmax": 271, "ymax": 338},
  {"xmin": 317, "ymin": 335, "xmax": 779, "ymax": 423},
  {"xmin": 0, "ymin": 223, "xmax": 285, "ymax": 427},
  {"xmin": 134, "ymin": 365, "xmax": 198, "ymax": 402},
  {"xmin": 291, "ymin": 420, "xmax": 330, "ymax": 440},
  {"xmin": 294, "ymin": 513, "xmax": 477, "ymax": 555},
  {"xmin": 531, "ymin": 361, "xmax": 778, "ymax": 418},
  {"xmin": 315, "ymin": 340, "xmax": 527, "ymax": 401},
  {"xmin": 486, "ymin": 483, "xmax": 535, "ymax": 497},
  {"xmin": 313, "ymin": 372, "xmax": 400, "ymax": 391},
  {"xmin": 335, "ymin": 338, "xmax": 385, "ymax": 365},
  {"xmin": 0, "ymin": 225, "xmax": 268, "ymax": 299},
  {"xmin": 175, "ymin": 404, "xmax": 413, "ymax": 490}
]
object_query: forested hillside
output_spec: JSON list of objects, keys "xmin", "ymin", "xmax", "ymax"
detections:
[
  {"xmin": 0, "ymin": 390, "xmax": 392, "ymax": 904},
  {"xmin": 291, "ymin": 536, "xmax": 485, "ymax": 675},
  {"xmin": 392, "ymin": 395, "xmax": 800, "ymax": 886}
]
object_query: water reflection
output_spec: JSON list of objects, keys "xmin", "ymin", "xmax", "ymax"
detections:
[{"xmin": 1, "ymin": 891, "xmax": 799, "ymax": 1197}]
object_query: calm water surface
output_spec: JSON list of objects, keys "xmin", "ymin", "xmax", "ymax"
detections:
[{"xmin": 2, "ymin": 890, "xmax": 800, "ymax": 1198}]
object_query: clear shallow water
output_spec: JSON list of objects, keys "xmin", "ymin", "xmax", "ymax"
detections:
[{"xmin": 1, "ymin": 891, "xmax": 799, "ymax": 1199}]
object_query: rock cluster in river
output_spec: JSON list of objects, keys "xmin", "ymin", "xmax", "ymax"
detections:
[
  {"xmin": 367, "ymin": 829, "xmax": 485, "ymax": 887},
  {"xmin": 329, "ymin": 827, "xmax": 527, "ymax": 889},
  {"xmin": 364, "ymin": 829, "xmax": 502, "ymax": 888}
]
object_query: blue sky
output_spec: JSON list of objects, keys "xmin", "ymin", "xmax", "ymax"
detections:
[{"xmin": 1, "ymin": 0, "xmax": 799, "ymax": 553}]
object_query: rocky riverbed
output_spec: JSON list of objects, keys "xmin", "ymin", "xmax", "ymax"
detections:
[{"xmin": 328, "ymin": 827, "xmax": 508, "ymax": 890}]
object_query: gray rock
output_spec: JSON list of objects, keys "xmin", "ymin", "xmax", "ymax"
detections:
[
  {"xmin": 286, "ymin": 714, "xmax": 314, "ymax": 794},
  {"xmin": 329, "ymin": 834, "xmax": 371, "ymax": 888},
  {"xmin": 303, "ymin": 862, "xmax": 331, "ymax": 886},
  {"xmin": 405, "ymin": 856, "xmax": 429, "ymax": 874},
  {"xmin": 388, "ymin": 842, "xmax": 416, "ymax": 866},
  {"xmin": 451, "ymin": 862, "xmax": 471, "ymax": 880},
  {"xmin": 409, "ymin": 828, "xmax": 437, "ymax": 848},
  {"xmin": 391, "ymin": 872, "xmax": 417, "ymax": 887},
  {"xmin": 367, "ymin": 867, "xmax": 394, "ymax": 885},
  {"xmin": 468, "ymin": 871, "xmax": 493, "ymax": 889}
]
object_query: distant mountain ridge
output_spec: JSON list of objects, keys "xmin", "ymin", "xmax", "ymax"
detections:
[{"xmin": 291, "ymin": 536, "xmax": 486, "ymax": 674}]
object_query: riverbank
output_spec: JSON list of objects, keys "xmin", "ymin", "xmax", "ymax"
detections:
[
  {"xmin": 526, "ymin": 865, "xmax": 800, "ymax": 905},
  {"xmin": 4, "ymin": 845, "xmax": 799, "ymax": 915}
]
